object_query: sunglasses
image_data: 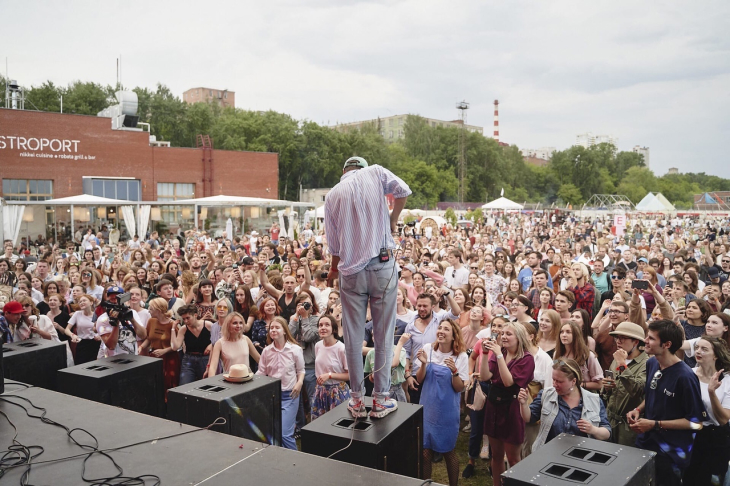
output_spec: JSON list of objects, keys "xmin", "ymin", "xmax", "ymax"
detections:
[
  {"xmin": 650, "ymin": 370, "xmax": 663, "ymax": 390},
  {"xmin": 216, "ymin": 305, "xmax": 229, "ymax": 310},
  {"xmin": 470, "ymin": 266, "xmax": 479, "ymax": 270},
  {"xmin": 610, "ymin": 275, "xmax": 624, "ymax": 280}
]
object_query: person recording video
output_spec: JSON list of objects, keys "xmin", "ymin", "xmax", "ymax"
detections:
[{"xmin": 96, "ymin": 286, "xmax": 147, "ymax": 358}]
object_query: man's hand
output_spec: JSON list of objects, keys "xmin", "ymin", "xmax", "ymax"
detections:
[{"xmin": 327, "ymin": 267, "xmax": 338, "ymax": 288}]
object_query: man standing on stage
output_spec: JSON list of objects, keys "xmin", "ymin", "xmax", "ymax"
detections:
[{"xmin": 326, "ymin": 156, "xmax": 411, "ymax": 419}]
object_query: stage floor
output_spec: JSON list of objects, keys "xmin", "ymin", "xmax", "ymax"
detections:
[{"xmin": 0, "ymin": 380, "xmax": 436, "ymax": 485}]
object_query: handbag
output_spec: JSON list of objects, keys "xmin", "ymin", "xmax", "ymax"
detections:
[
  {"xmin": 466, "ymin": 377, "xmax": 486, "ymax": 411},
  {"xmin": 487, "ymin": 384, "xmax": 517, "ymax": 405}
]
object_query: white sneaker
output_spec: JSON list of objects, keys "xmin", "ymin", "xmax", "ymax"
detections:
[
  {"xmin": 370, "ymin": 397, "xmax": 398, "ymax": 418},
  {"xmin": 479, "ymin": 445, "xmax": 490, "ymax": 460},
  {"xmin": 347, "ymin": 397, "xmax": 368, "ymax": 418}
]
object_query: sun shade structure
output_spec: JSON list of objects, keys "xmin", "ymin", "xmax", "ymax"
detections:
[
  {"xmin": 481, "ymin": 197, "xmax": 524, "ymax": 210},
  {"xmin": 635, "ymin": 192, "xmax": 676, "ymax": 212}
]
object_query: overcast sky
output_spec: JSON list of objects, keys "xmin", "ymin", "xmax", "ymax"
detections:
[{"xmin": 3, "ymin": 1, "xmax": 728, "ymax": 177}]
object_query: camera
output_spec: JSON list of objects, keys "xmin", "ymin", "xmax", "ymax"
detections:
[
  {"xmin": 320, "ymin": 271, "xmax": 328, "ymax": 279},
  {"xmin": 232, "ymin": 263, "xmax": 238, "ymax": 269},
  {"xmin": 99, "ymin": 293, "xmax": 134, "ymax": 327},
  {"xmin": 302, "ymin": 302, "xmax": 311, "ymax": 311}
]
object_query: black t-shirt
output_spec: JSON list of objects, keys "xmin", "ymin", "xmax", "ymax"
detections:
[
  {"xmin": 45, "ymin": 310, "xmax": 70, "ymax": 342},
  {"xmin": 278, "ymin": 293, "xmax": 297, "ymax": 322}
]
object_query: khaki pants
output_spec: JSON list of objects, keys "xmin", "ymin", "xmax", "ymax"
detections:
[
  {"xmin": 521, "ymin": 421, "xmax": 540, "ymax": 458},
  {"xmin": 612, "ymin": 420, "xmax": 638, "ymax": 446}
]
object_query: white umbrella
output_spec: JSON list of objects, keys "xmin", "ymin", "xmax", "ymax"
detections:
[{"xmin": 226, "ymin": 218, "xmax": 233, "ymax": 239}]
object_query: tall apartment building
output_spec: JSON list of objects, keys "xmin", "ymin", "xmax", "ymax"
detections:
[
  {"xmin": 575, "ymin": 132, "xmax": 618, "ymax": 149},
  {"xmin": 332, "ymin": 114, "xmax": 483, "ymax": 142},
  {"xmin": 183, "ymin": 87, "xmax": 235, "ymax": 108},
  {"xmin": 520, "ymin": 147, "xmax": 556, "ymax": 161},
  {"xmin": 632, "ymin": 145, "xmax": 650, "ymax": 168}
]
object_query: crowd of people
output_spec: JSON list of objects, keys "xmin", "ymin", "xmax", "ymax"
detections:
[{"xmin": 2, "ymin": 194, "xmax": 730, "ymax": 485}]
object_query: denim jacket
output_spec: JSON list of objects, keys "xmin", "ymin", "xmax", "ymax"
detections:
[{"xmin": 532, "ymin": 387, "xmax": 605, "ymax": 450}]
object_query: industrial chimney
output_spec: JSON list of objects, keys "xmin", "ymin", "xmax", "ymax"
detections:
[
  {"xmin": 493, "ymin": 100, "xmax": 499, "ymax": 142},
  {"xmin": 5, "ymin": 80, "xmax": 25, "ymax": 110}
]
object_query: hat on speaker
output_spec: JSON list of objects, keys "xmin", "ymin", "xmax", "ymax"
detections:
[{"xmin": 223, "ymin": 364, "xmax": 254, "ymax": 383}]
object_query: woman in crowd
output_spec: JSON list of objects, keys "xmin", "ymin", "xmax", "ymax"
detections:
[
  {"xmin": 171, "ymin": 304, "xmax": 213, "ymax": 385},
  {"xmin": 233, "ymin": 285, "xmax": 258, "ymax": 337},
  {"xmin": 141, "ymin": 297, "xmax": 182, "ymax": 391},
  {"xmin": 195, "ymin": 279, "xmax": 216, "ymax": 321},
  {"xmin": 538, "ymin": 309, "xmax": 561, "ymax": 358},
  {"xmin": 511, "ymin": 295, "xmax": 538, "ymax": 331},
  {"xmin": 463, "ymin": 315, "xmax": 508, "ymax": 478},
  {"xmin": 417, "ymin": 319, "xmax": 467, "ymax": 486},
  {"xmin": 570, "ymin": 308, "xmax": 596, "ymax": 353},
  {"xmin": 15, "ymin": 296, "xmax": 59, "ymax": 342},
  {"xmin": 641, "ymin": 266, "xmax": 663, "ymax": 315},
  {"xmin": 679, "ymin": 299, "xmax": 712, "ymax": 368},
  {"xmin": 251, "ymin": 297, "xmax": 281, "ymax": 354},
  {"xmin": 45, "ymin": 293, "xmax": 71, "ymax": 344},
  {"xmin": 507, "ymin": 279, "xmax": 522, "ymax": 295},
  {"xmin": 207, "ymin": 312, "xmax": 260, "ymax": 377},
  {"xmin": 256, "ymin": 316, "xmax": 305, "ymax": 450},
  {"xmin": 533, "ymin": 287, "xmax": 554, "ymax": 322},
  {"xmin": 681, "ymin": 312, "xmax": 730, "ymax": 359},
  {"xmin": 601, "ymin": 322, "xmax": 648, "ymax": 446},
  {"xmin": 80, "ymin": 269, "xmax": 104, "ymax": 302},
  {"xmin": 66, "ymin": 294, "xmax": 100, "ymax": 364},
  {"xmin": 480, "ymin": 322, "xmax": 535, "ymax": 486},
  {"xmin": 311, "ymin": 314, "xmax": 350, "ymax": 419},
  {"xmin": 519, "ymin": 358, "xmax": 611, "ymax": 450},
  {"xmin": 683, "ymin": 336, "xmax": 730, "ymax": 485},
  {"xmin": 502, "ymin": 261, "xmax": 517, "ymax": 281},
  {"xmin": 521, "ymin": 321, "xmax": 554, "ymax": 457},
  {"xmin": 554, "ymin": 321, "xmax": 603, "ymax": 391}
]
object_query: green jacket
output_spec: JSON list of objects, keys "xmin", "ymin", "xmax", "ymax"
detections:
[{"xmin": 604, "ymin": 351, "xmax": 648, "ymax": 426}]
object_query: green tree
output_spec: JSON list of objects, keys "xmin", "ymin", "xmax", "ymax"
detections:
[
  {"xmin": 444, "ymin": 207, "xmax": 457, "ymax": 226},
  {"xmin": 557, "ymin": 183, "xmax": 583, "ymax": 206}
]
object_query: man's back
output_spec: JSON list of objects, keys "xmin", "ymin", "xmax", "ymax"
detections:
[{"xmin": 325, "ymin": 165, "xmax": 410, "ymax": 276}]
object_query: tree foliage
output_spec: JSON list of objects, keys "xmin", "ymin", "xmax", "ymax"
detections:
[{"xmin": 3, "ymin": 74, "xmax": 729, "ymax": 209}]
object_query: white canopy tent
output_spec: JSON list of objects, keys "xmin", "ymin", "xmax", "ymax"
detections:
[
  {"xmin": 635, "ymin": 192, "xmax": 676, "ymax": 212},
  {"xmin": 481, "ymin": 197, "xmax": 524, "ymax": 210}
]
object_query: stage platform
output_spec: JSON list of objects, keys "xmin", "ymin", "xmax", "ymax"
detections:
[{"xmin": 0, "ymin": 380, "xmax": 437, "ymax": 485}]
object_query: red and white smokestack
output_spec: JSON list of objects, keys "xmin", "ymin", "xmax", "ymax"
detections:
[{"xmin": 493, "ymin": 99, "xmax": 499, "ymax": 142}]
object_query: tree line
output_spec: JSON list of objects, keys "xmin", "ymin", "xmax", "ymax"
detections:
[{"xmin": 3, "ymin": 76, "xmax": 728, "ymax": 209}]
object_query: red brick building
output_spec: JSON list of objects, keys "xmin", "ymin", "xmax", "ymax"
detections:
[{"xmin": 0, "ymin": 108, "xmax": 277, "ymax": 202}]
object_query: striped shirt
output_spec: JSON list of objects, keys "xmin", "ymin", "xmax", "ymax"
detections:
[{"xmin": 325, "ymin": 165, "xmax": 411, "ymax": 276}]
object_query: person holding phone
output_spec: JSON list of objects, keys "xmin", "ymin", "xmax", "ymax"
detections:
[{"xmin": 601, "ymin": 322, "xmax": 648, "ymax": 445}]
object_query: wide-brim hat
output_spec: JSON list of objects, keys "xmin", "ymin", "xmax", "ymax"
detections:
[
  {"xmin": 223, "ymin": 364, "xmax": 254, "ymax": 383},
  {"xmin": 609, "ymin": 322, "xmax": 646, "ymax": 343}
]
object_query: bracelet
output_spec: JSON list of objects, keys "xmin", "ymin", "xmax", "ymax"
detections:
[{"xmin": 497, "ymin": 354, "xmax": 504, "ymax": 359}]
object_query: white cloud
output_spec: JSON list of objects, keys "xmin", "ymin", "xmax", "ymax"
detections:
[{"xmin": 2, "ymin": 0, "xmax": 728, "ymax": 175}]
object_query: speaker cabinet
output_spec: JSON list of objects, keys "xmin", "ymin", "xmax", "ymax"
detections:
[
  {"xmin": 301, "ymin": 397, "xmax": 423, "ymax": 479},
  {"xmin": 167, "ymin": 374, "xmax": 282, "ymax": 446},
  {"xmin": 503, "ymin": 433, "xmax": 656, "ymax": 486},
  {"xmin": 2, "ymin": 338, "xmax": 67, "ymax": 390},
  {"xmin": 57, "ymin": 354, "xmax": 164, "ymax": 417}
]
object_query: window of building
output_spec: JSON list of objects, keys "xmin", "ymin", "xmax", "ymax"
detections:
[
  {"xmin": 1, "ymin": 179, "xmax": 53, "ymax": 201},
  {"xmin": 321, "ymin": 195, "xmax": 326, "ymax": 202},
  {"xmin": 84, "ymin": 178, "xmax": 140, "ymax": 201},
  {"xmin": 157, "ymin": 183, "xmax": 195, "ymax": 224},
  {"xmin": 224, "ymin": 92, "xmax": 227, "ymax": 99}
]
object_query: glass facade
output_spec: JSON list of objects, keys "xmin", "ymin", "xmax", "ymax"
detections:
[{"xmin": 1, "ymin": 179, "xmax": 53, "ymax": 201}]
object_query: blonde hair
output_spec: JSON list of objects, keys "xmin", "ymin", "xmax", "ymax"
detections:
[
  {"xmin": 222, "ymin": 312, "xmax": 245, "ymax": 341},
  {"xmin": 502, "ymin": 322, "xmax": 532, "ymax": 360},
  {"xmin": 148, "ymin": 297, "xmax": 173, "ymax": 318}
]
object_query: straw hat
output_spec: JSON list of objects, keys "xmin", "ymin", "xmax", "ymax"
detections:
[
  {"xmin": 609, "ymin": 322, "xmax": 646, "ymax": 343},
  {"xmin": 223, "ymin": 364, "xmax": 254, "ymax": 383}
]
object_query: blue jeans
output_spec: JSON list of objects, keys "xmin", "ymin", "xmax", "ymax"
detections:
[
  {"xmin": 179, "ymin": 354, "xmax": 209, "ymax": 386},
  {"xmin": 340, "ymin": 256, "xmax": 397, "ymax": 399},
  {"xmin": 468, "ymin": 381, "xmax": 490, "ymax": 459},
  {"xmin": 296, "ymin": 367, "xmax": 317, "ymax": 428},
  {"xmin": 281, "ymin": 390, "xmax": 300, "ymax": 450}
]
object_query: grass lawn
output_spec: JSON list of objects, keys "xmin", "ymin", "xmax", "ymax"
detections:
[{"xmin": 430, "ymin": 414, "xmax": 494, "ymax": 486}]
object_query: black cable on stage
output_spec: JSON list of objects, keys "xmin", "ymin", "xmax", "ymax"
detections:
[{"xmin": 0, "ymin": 394, "xmax": 226, "ymax": 486}]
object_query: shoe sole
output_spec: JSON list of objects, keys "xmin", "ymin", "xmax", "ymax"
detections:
[
  {"xmin": 370, "ymin": 404, "xmax": 398, "ymax": 419},
  {"xmin": 348, "ymin": 406, "xmax": 368, "ymax": 418}
]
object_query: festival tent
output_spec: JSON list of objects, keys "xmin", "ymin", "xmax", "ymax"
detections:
[
  {"xmin": 481, "ymin": 197, "xmax": 524, "ymax": 210},
  {"xmin": 635, "ymin": 192, "xmax": 675, "ymax": 212}
]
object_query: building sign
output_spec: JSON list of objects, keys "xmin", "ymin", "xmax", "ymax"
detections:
[{"xmin": 0, "ymin": 135, "xmax": 95, "ymax": 160}]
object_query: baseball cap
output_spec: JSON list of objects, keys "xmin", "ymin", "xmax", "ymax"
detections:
[
  {"xmin": 343, "ymin": 156, "xmax": 368, "ymax": 170},
  {"xmin": 638, "ymin": 257, "xmax": 648, "ymax": 263},
  {"xmin": 403, "ymin": 264, "xmax": 417, "ymax": 274},
  {"xmin": 107, "ymin": 286, "xmax": 124, "ymax": 295},
  {"xmin": 2, "ymin": 301, "xmax": 24, "ymax": 314},
  {"xmin": 708, "ymin": 267, "xmax": 720, "ymax": 278},
  {"xmin": 241, "ymin": 256, "xmax": 255, "ymax": 265}
]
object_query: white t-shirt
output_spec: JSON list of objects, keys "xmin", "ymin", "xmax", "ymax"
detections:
[
  {"xmin": 96, "ymin": 312, "xmax": 138, "ymax": 358},
  {"xmin": 132, "ymin": 308, "xmax": 151, "ymax": 347},
  {"xmin": 533, "ymin": 347, "xmax": 554, "ymax": 389},
  {"xmin": 314, "ymin": 340, "xmax": 348, "ymax": 385},
  {"xmin": 684, "ymin": 337, "xmax": 700, "ymax": 358},
  {"xmin": 424, "ymin": 345, "xmax": 469, "ymax": 381},
  {"xmin": 68, "ymin": 311, "xmax": 97, "ymax": 340},
  {"xmin": 694, "ymin": 368, "xmax": 730, "ymax": 426},
  {"xmin": 444, "ymin": 266, "xmax": 470, "ymax": 288}
]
